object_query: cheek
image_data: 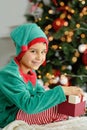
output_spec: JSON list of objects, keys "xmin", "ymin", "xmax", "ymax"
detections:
[
  {"xmin": 24, "ymin": 53, "xmax": 33, "ymax": 60},
  {"xmin": 21, "ymin": 53, "xmax": 31, "ymax": 63},
  {"xmin": 43, "ymin": 55, "xmax": 46, "ymax": 60},
  {"xmin": 43, "ymin": 54, "xmax": 46, "ymax": 59},
  {"xmin": 42, "ymin": 55, "xmax": 46, "ymax": 62}
]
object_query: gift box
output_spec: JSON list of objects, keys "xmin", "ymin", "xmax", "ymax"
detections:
[{"xmin": 58, "ymin": 95, "xmax": 86, "ymax": 117}]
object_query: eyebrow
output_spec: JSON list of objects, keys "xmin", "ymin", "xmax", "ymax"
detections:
[{"xmin": 29, "ymin": 47, "xmax": 47, "ymax": 51}]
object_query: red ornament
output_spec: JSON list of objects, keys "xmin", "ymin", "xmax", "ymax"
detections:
[
  {"xmin": 56, "ymin": 6, "xmax": 66, "ymax": 12},
  {"xmin": 82, "ymin": 49, "xmax": 87, "ymax": 65},
  {"xmin": 52, "ymin": 18, "xmax": 65, "ymax": 31},
  {"xmin": 52, "ymin": 0, "xmax": 58, "ymax": 6},
  {"xmin": 54, "ymin": 70, "xmax": 61, "ymax": 77}
]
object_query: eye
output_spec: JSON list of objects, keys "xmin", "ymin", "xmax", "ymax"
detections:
[
  {"xmin": 41, "ymin": 50, "xmax": 47, "ymax": 54},
  {"xmin": 30, "ymin": 50, "xmax": 36, "ymax": 53}
]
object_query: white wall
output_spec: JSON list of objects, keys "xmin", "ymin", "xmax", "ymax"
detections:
[
  {"xmin": 0, "ymin": 0, "xmax": 30, "ymax": 68},
  {"xmin": 0, "ymin": 38, "xmax": 15, "ymax": 68},
  {"xmin": 0, "ymin": 0, "xmax": 29, "ymax": 37}
]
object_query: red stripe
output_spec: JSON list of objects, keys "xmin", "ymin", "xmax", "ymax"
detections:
[{"xmin": 16, "ymin": 105, "xmax": 68, "ymax": 124}]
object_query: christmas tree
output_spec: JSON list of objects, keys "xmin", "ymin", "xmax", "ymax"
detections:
[{"xmin": 25, "ymin": 0, "xmax": 87, "ymax": 90}]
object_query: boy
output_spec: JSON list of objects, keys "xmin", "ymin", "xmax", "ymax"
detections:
[{"xmin": 0, "ymin": 23, "xmax": 84, "ymax": 128}]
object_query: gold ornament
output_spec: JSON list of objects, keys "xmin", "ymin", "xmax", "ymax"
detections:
[
  {"xmin": 61, "ymin": 65, "xmax": 67, "ymax": 70},
  {"xmin": 76, "ymin": 24, "xmax": 80, "ymax": 28},
  {"xmin": 67, "ymin": 14, "xmax": 72, "ymax": 20},
  {"xmin": 51, "ymin": 45, "xmax": 58, "ymax": 50},
  {"xmin": 72, "ymin": 56, "xmax": 77, "ymax": 63},
  {"xmin": 69, "ymin": 31, "xmax": 74, "ymax": 36},
  {"xmin": 64, "ymin": 31, "xmax": 69, "ymax": 35},
  {"xmin": 81, "ymin": 33, "xmax": 86, "ymax": 38},
  {"xmin": 64, "ymin": 21, "xmax": 68, "ymax": 26},
  {"xmin": 74, "ymin": 50, "xmax": 80, "ymax": 57},
  {"xmin": 60, "ymin": 37, "xmax": 66, "ymax": 42},
  {"xmin": 38, "ymin": 75, "xmax": 42, "ymax": 79},
  {"xmin": 60, "ymin": 2, "xmax": 64, "ymax": 6},
  {"xmin": 60, "ymin": 13, "xmax": 66, "ymax": 19},
  {"xmin": 85, "ymin": 66, "xmax": 87, "ymax": 70},
  {"xmin": 71, "ymin": 9, "xmax": 75, "ymax": 14},
  {"xmin": 66, "ymin": 36, "xmax": 72, "ymax": 42},
  {"xmin": 48, "ymin": 36, "xmax": 53, "ymax": 41}
]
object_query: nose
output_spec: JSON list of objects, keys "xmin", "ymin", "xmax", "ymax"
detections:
[{"xmin": 36, "ymin": 52, "xmax": 42, "ymax": 60}]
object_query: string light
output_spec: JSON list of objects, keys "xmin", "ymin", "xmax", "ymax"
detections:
[
  {"xmin": 81, "ymin": 0, "xmax": 85, "ymax": 4},
  {"xmin": 60, "ymin": 2, "xmax": 64, "ymax": 6},
  {"xmin": 48, "ymin": 9, "xmax": 54, "ymax": 14}
]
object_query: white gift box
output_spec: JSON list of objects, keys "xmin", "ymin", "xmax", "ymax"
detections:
[{"xmin": 68, "ymin": 94, "xmax": 86, "ymax": 104}]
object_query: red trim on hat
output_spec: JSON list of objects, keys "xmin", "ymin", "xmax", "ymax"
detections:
[
  {"xmin": 28, "ymin": 37, "xmax": 48, "ymax": 50},
  {"xmin": 21, "ymin": 46, "xmax": 28, "ymax": 51},
  {"xmin": 16, "ymin": 37, "xmax": 48, "ymax": 61},
  {"xmin": 16, "ymin": 51, "xmax": 26, "ymax": 61}
]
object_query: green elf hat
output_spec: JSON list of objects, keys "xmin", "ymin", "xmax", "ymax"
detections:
[{"xmin": 10, "ymin": 23, "xmax": 48, "ymax": 60}]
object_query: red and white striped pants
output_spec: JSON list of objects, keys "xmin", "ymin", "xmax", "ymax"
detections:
[{"xmin": 16, "ymin": 105, "xmax": 68, "ymax": 125}]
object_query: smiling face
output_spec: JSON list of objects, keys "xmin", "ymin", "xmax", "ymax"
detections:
[{"xmin": 19, "ymin": 42, "xmax": 47, "ymax": 74}]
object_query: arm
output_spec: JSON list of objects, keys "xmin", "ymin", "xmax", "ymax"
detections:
[{"xmin": 0, "ymin": 71, "xmax": 66, "ymax": 114}]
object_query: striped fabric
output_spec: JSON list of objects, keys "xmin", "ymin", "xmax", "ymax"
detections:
[{"xmin": 16, "ymin": 105, "xmax": 68, "ymax": 125}]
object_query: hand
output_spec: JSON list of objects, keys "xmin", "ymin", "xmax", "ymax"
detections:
[{"xmin": 62, "ymin": 86, "xmax": 84, "ymax": 97}]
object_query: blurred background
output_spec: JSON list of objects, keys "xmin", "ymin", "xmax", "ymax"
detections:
[{"xmin": 0, "ymin": 0, "xmax": 87, "ymax": 92}]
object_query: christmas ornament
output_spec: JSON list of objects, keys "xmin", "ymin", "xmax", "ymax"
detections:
[
  {"xmin": 56, "ymin": 6, "xmax": 66, "ymax": 12},
  {"xmin": 52, "ymin": 0, "xmax": 58, "ymax": 6},
  {"xmin": 67, "ymin": 65, "xmax": 72, "ymax": 70},
  {"xmin": 78, "ymin": 44, "xmax": 87, "ymax": 53},
  {"xmin": 82, "ymin": 49, "xmax": 87, "ymax": 65},
  {"xmin": 52, "ymin": 18, "xmax": 65, "ymax": 31},
  {"xmin": 49, "ymin": 76, "xmax": 59, "ymax": 84},
  {"xmin": 74, "ymin": 50, "xmax": 80, "ymax": 57},
  {"xmin": 30, "ymin": 3, "xmax": 38, "ymax": 13},
  {"xmin": 33, "ymin": 7, "xmax": 43, "ymax": 19},
  {"xmin": 54, "ymin": 70, "xmax": 61, "ymax": 77},
  {"xmin": 72, "ymin": 56, "xmax": 77, "ymax": 63},
  {"xmin": 59, "ymin": 75, "xmax": 68, "ymax": 85}
]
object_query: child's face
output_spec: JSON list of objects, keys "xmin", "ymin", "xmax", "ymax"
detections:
[{"xmin": 19, "ymin": 42, "xmax": 47, "ymax": 73}]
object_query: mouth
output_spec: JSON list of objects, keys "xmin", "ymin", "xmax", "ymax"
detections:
[{"xmin": 32, "ymin": 61, "xmax": 42, "ymax": 66}]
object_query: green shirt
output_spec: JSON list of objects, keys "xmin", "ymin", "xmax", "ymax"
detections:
[{"xmin": 0, "ymin": 59, "xmax": 66, "ymax": 128}]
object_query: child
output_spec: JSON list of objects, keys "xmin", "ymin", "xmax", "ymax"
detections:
[{"xmin": 0, "ymin": 23, "xmax": 84, "ymax": 128}]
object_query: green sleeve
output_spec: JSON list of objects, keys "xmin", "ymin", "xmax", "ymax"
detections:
[{"xmin": 0, "ymin": 70, "xmax": 66, "ymax": 114}]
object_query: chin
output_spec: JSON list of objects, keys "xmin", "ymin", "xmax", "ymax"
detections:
[{"xmin": 33, "ymin": 66, "xmax": 40, "ymax": 70}]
